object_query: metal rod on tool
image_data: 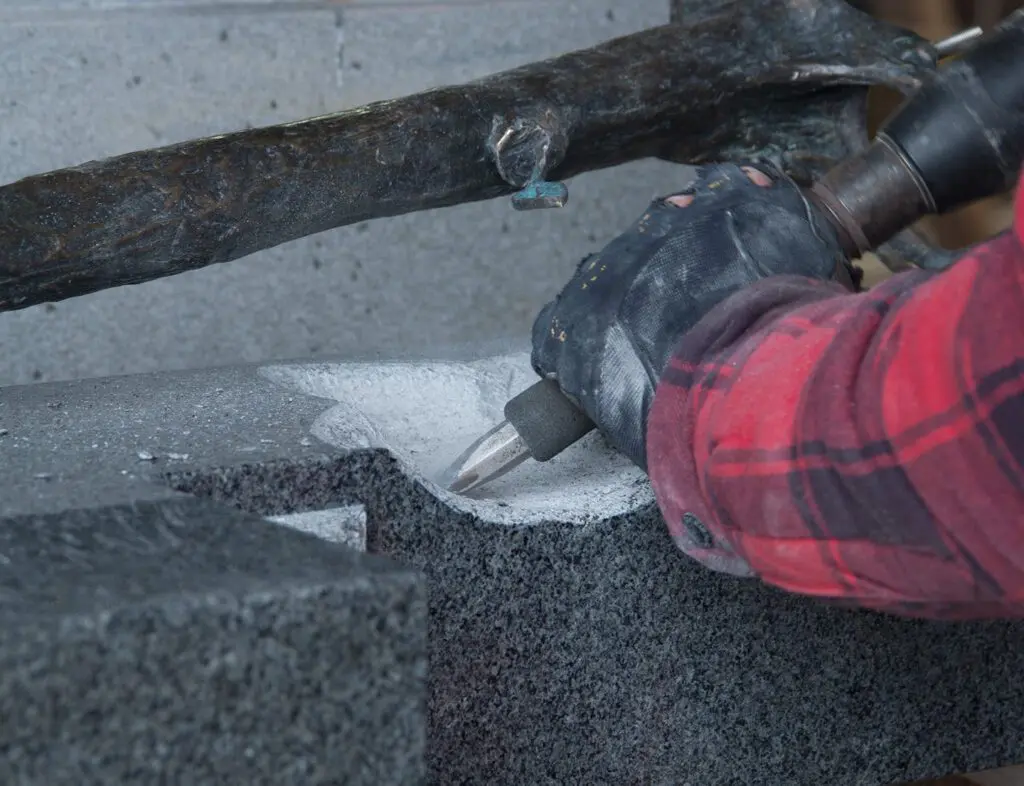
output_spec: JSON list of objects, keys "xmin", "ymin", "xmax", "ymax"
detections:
[{"xmin": 933, "ymin": 27, "xmax": 983, "ymax": 57}]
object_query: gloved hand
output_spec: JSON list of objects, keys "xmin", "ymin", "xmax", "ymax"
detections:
[{"xmin": 530, "ymin": 161, "xmax": 846, "ymax": 470}]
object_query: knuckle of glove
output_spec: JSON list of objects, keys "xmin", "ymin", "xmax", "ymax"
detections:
[
  {"xmin": 529, "ymin": 285, "xmax": 602, "ymax": 403},
  {"xmin": 683, "ymin": 161, "xmax": 843, "ymax": 282},
  {"xmin": 667, "ymin": 161, "xmax": 773, "ymax": 203},
  {"xmin": 737, "ymin": 196, "xmax": 844, "ymax": 280},
  {"xmin": 530, "ymin": 299, "xmax": 561, "ymax": 379},
  {"xmin": 530, "ymin": 242, "xmax": 643, "ymax": 431},
  {"xmin": 529, "ymin": 296, "xmax": 595, "ymax": 418}
]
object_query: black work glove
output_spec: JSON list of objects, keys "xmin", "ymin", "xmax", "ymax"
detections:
[{"xmin": 531, "ymin": 161, "xmax": 845, "ymax": 470}]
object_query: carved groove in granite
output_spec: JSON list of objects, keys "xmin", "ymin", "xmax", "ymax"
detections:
[{"xmin": 162, "ymin": 355, "xmax": 1024, "ymax": 786}]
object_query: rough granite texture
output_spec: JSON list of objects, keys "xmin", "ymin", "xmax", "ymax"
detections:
[
  {"xmin": 2, "ymin": 355, "xmax": 1024, "ymax": 785},
  {"xmin": 0, "ymin": 497, "xmax": 427, "ymax": 785}
]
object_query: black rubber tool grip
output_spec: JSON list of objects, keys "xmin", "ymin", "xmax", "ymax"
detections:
[{"xmin": 503, "ymin": 379, "xmax": 595, "ymax": 462}]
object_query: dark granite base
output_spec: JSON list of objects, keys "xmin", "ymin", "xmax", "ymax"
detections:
[
  {"xmin": 2, "ymin": 358, "xmax": 1023, "ymax": 785},
  {"xmin": 0, "ymin": 497, "xmax": 426, "ymax": 785},
  {"xmin": 176, "ymin": 450, "xmax": 1024, "ymax": 786}
]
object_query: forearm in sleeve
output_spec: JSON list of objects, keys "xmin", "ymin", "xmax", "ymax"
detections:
[{"xmin": 646, "ymin": 229, "xmax": 1024, "ymax": 619}]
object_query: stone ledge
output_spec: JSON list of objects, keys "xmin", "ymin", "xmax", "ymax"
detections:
[
  {"xmin": 3, "ymin": 356, "xmax": 1024, "ymax": 784},
  {"xmin": 0, "ymin": 496, "xmax": 427, "ymax": 785}
]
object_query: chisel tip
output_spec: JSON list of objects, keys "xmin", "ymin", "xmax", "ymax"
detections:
[{"xmin": 439, "ymin": 419, "xmax": 532, "ymax": 495}]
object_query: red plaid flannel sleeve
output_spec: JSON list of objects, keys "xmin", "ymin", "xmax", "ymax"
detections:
[{"xmin": 647, "ymin": 175, "xmax": 1024, "ymax": 619}]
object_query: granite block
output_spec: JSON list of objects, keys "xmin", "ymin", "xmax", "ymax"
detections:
[
  {"xmin": 3, "ymin": 356, "xmax": 1024, "ymax": 785},
  {"xmin": 0, "ymin": 496, "xmax": 427, "ymax": 785},
  {"xmin": 0, "ymin": 0, "xmax": 685, "ymax": 389}
]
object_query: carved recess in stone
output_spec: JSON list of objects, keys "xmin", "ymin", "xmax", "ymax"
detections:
[
  {"xmin": 5, "ymin": 354, "xmax": 1024, "ymax": 784},
  {"xmin": 259, "ymin": 352, "xmax": 653, "ymax": 526},
  {"xmin": 164, "ymin": 355, "xmax": 1024, "ymax": 786}
]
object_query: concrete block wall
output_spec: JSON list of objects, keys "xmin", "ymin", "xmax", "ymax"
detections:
[{"xmin": 0, "ymin": 0, "xmax": 685, "ymax": 386}]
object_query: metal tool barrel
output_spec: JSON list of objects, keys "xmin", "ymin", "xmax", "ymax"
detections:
[{"xmin": 814, "ymin": 10, "xmax": 1024, "ymax": 258}]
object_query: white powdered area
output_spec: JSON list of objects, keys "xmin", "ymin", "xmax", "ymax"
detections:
[{"xmin": 260, "ymin": 353, "xmax": 653, "ymax": 525}]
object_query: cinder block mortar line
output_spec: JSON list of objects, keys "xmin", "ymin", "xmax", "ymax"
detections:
[
  {"xmin": 335, "ymin": 6, "xmax": 345, "ymax": 89},
  {"xmin": 0, "ymin": 0, "xmax": 554, "ymax": 24}
]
